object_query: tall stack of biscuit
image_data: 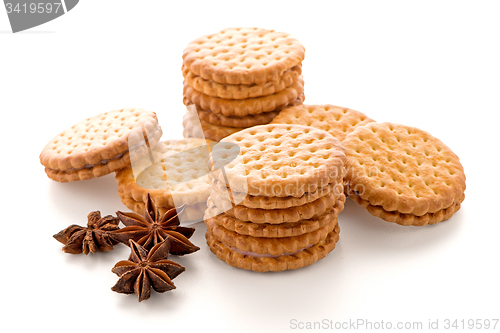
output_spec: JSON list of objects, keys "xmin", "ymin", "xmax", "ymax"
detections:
[
  {"xmin": 204, "ymin": 124, "xmax": 346, "ymax": 272},
  {"xmin": 182, "ymin": 27, "xmax": 305, "ymax": 142}
]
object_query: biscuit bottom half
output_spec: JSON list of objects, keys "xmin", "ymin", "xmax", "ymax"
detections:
[
  {"xmin": 205, "ymin": 225, "xmax": 340, "ymax": 272},
  {"xmin": 350, "ymin": 193, "xmax": 465, "ymax": 226}
]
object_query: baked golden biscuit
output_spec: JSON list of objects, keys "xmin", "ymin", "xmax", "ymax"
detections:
[
  {"xmin": 182, "ymin": 95, "xmax": 305, "ymax": 141},
  {"xmin": 40, "ymin": 108, "xmax": 162, "ymax": 182},
  {"xmin": 208, "ymin": 191, "xmax": 337, "ymax": 223},
  {"xmin": 271, "ymin": 104, "xmax": 375, "ymax": 142},
  {"xmin": 210, "ymin": 177, "xmax": 343, "ymax": 209},
  {"xmin": 206, "ymin": 195, "xmax": 345, "ymax": 238},
  {"xmin": 182, "ymin": 65, "xmax": 302, "ymax": 100},
  {"xmin": 182, "ymin": 110, "xmax": 245, "ymax": 142},
  {"xmin": 205, "ymin": 225, "xmax": 340, "ymax": 272},
  {"xmin": 343, "ymin": 122, "xmax": 466, "ymax": 226},
  {"xmin": 183, "ymin": 27, "xmax": 305, "ymax": 85},
  {"xmin": 209, "ymin": 124, "xmax": 346, "ymax": 197},
  {"xmin": 183, "ymin": 76, "xmax": 304, "ymax": 116},
  {"xmin": 350, "ymin": 192, "xmax": 464, "ymax": 226},
  {"xmin": 196, "ymin": 108, "xmax": 280, "ymax": 128},
  {"xmin": 206, "ymin": 216, "xmax": 337, "ymax": 256}
]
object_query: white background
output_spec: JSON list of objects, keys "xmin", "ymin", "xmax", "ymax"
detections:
[{"xmin": 1, "ymin": 1, "xmax": 499, "ymax": 332}]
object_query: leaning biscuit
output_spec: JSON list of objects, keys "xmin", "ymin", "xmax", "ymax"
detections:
[
  {"xmin": 183, "ymin": 65, "xmax": 302, "ymax": 100},
  {"xmin": 271, "ymin": 104, "xmax": 375, "ymax": 142},
  {"xmin": 343, "ymin": 122, "xmax": 466, "ymax": 224},
  {"xmin": 210, "ymin": 124, "xmax": 346, "ymax": 197},
  {"xmin": 183, "ymin": 76, "xmax": 304, "ymax": 116},
  {"xmin": 115, "ymin": 139, "xmax": 215, "ymax": 207},
  {"xmin": 118, "ymin": 191, "xmax": 207, "ymax": 222},
  {"xmin": 40, "ymin": 108, "xmax": 162, "ymax": 182},
  {"xmin": 205, "ymin": 225, "xmax": 340, "ymax": 272},
  {"xmin": 183, "ymin": 27, "xmax": 305, "ymax": 85}
]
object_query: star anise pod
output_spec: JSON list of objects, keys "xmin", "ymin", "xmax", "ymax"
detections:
[
  {"xmin": 111, "ymin": 239, "xmax": 185, "ymax": 302},
  {"xmin": 112, "ymin": 194, "xmax": 200, "ymax": 255},
  {"xmin": 53, "ymin": 211, "xmax": 120, "ymax": 254}
]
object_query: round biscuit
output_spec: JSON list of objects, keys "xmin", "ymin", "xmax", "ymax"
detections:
[
  {"xmin": 271, "ymin": 104, "xmax": 375, "ymax": 142},
  {"xmin": 183, "ymin": 76, "xmax": 304, "ymax": 116},
  {"xmin": 343, "ymin": 122, "xmax": 466, "ymax": 217},
  {"xmin": 205, "ymin": 215, "xmax": 338, "ymax": 256},
  {"xmin": 210, "ymin": 177, "xmax": 343, "ymax": 209},
  {"xmin": 183, "ymin": 27, "xmax": 305, "ymax": 85},
  {"xmin": 205, "ymin": 225, "xmax": 340, "ymax": 272},
  {"xmin": 40, "ymin": 108, "xmax": 161, "ymax": 173},
  {"xmin": 210, "ymin": 124, "xmax": 346, "ymax": 197},
  {"xmin": 208, "ymin": 191, "xmax": 338, "ymax": 224},
  {"xmin": 183, "ymin": 65, "xmax": 302, "ymax": 100},
  {"xmin": 196, "ymin": 108, "xmax": 279, "ymax": 128},
  {"xmin": 350, "ymin": 193, "xmax": 465, "ymax": 226},
  {"xmin": 206, "ymin": 195, "xmax": 345, "ymax": 238}
]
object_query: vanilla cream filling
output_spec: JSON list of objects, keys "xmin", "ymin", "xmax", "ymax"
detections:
[{"xmin": 50, "ymin": 150, "xmax": 129, "ymax": 173}]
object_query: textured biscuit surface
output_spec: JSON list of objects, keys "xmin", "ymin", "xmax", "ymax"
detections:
[
  {"xmin": 40, "ymin": 108, "xmax": 161, "ymax": 180},
  {"xmin": 205, "ymin": 215, "xmax": 337, "ymax": 255},
  {"xmin": 205, "ymin": 225, "xmax": 340, "ymax": 272},
  {"xmin": 183, "ymin": 76, "xmax": 304, "ymax": 116},
  {"xmin": 271, "ymin": 104, "xmax": 375, "ymax": 142},
  {"xmin": 210, "ymin": 177, "xmax": 343, "ymax": 209},
  {"xmin": 115, "ymin": 139, "xmax": 214, "ymax": 207},
  {"xmin": 350, "ymin": 193, "xmax": 464, "ymax": 226},
  {"xmin": 183, "ymin": 27, "xmax": 305, "ymax": 85},
  {"xmin": 343, "ymin": 122, "xmax": 466, "ymax": 217},
  {"xmin": 210, "ymin": 124, "xmax": 346, "ymax": 196},
  {"xmin": 208, "ymin": 191, "xmax": 337, "ymax": 223},
  {"xmin": 183, "ymin": 65, "xmax": 302, "ymax": 100},
  {"xmin": 206, "ymin": 195, "xmax": 345, "ymax": 237}
]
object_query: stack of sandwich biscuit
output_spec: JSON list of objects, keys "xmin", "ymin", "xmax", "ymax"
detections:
[
  {"xmin": 181, "ymin": 27, "xmax": 306, "ymax": 141},
  {"xmin": 204, "ymin": 124, "xmax": 346, "ymax": 272}
]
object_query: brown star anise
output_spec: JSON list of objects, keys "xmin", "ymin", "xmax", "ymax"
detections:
[
  {"xmin": 112, "ymin": 194, "xmax": 200, "ymax": 255},
  {"xmin": 111, "ymin": 239, "xmax": 185, "ymax": 302},
  {"xmin": 53, "ymin": 211, "xmax": 120, "ymax": 254}
]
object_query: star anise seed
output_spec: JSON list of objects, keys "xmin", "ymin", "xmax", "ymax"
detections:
[
  {"xmin": 112, "ymin": 193, "xmax": 200, "ymax": 255},
  {"xmin": 111, "ymin": 239, "xmax": 185, "ymax": 302},
  {"xmin": 53, "ymin": 211, "xmax": 120, "ymax": 254}
]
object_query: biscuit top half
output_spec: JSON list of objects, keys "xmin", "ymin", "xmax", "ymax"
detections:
[
  {"xmin": 40, "ymin": 108, "xmax": 160, "ymax": 171},
  {"xmin": 343, "ymin": 122, "xmax": 466, "ymax": 216},
  {"xmin": 271, "ymin": 104, "xmax": 375, "ymax": 142},
  {"xmin": 183, "ymin": 27, "xmax": 305, "ymax": 85},
  {"xmin": 209, "ymin": 124, "xmax": 346, "ymax": 197}
]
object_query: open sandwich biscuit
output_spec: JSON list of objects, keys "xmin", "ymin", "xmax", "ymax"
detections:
[{"xmin": 40, "ymin": 108, "xmax": 162, "ymax": 182}]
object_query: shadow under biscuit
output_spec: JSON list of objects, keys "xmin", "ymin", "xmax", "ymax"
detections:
[
  {"xmin": 47, "ymin": 173, "xmax": 123, "ymax": 221},
  {"xmin": 339, "ymin": 197, "xmax": 465, "ymax": 253}
]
